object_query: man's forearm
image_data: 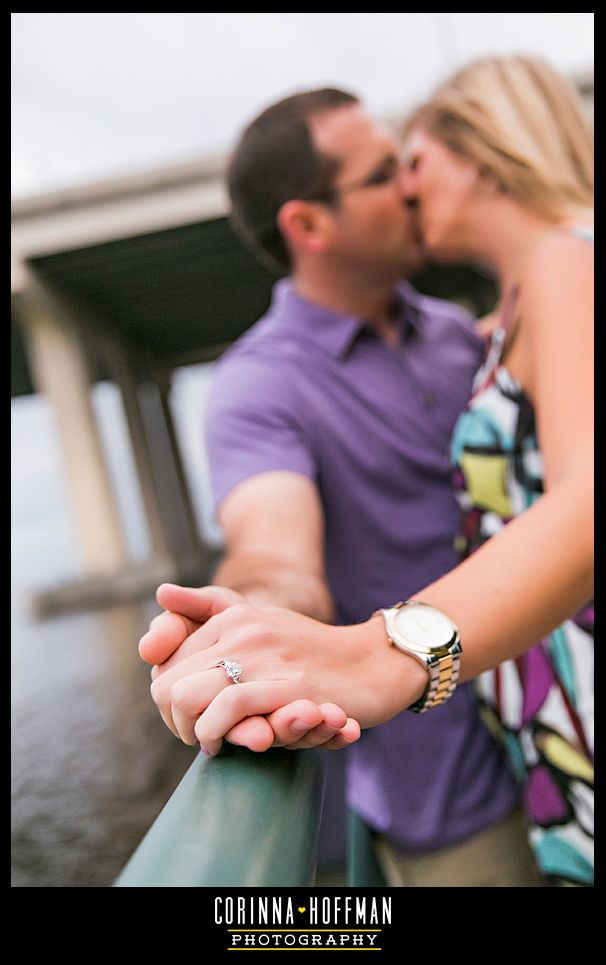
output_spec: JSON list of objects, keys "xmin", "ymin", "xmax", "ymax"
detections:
[{"xmin": 212, "ymin": 553, "xmax": 335, "ymax": 623}]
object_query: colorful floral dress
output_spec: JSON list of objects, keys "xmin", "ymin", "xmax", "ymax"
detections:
[{"xmin": 450, "ymin": 228, "xmax": 594, "ymax": 886}]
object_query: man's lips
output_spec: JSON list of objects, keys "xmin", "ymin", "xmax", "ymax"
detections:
[{"xmin": 408, "ymin": 216, "xmax": 426, "ymax": 248}]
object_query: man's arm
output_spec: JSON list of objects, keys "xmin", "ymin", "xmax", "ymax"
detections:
[
  {"xmin": 213, "ymin": 469, "xmax": 335, "ymax": 623},
  {"xmin": 139, "ymin": 469, "xmax": 335, "ymax": 677}
]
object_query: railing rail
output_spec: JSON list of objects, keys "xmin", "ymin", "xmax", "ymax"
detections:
[{"xmin": 114, "ymin": 745, "xmax": 324, "ymax": 887}]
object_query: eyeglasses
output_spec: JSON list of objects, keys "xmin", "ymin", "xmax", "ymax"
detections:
[{"xmin": 304, "ymin": 154, "xmax": 403, "ymax": 204}]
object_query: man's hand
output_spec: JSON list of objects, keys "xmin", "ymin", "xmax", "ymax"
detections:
[
  {"xmin": 139, "ymin": 583, "xmax": 360, "ymax": 752},
  {"xmin": 227, "ymin": 700, "xmax": 361, "ymax": 753}
]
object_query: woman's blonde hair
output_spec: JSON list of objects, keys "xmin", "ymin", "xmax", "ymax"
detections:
[{"xmin": 405, "ymin": 55, "xmax": 593, "ymax": 221}]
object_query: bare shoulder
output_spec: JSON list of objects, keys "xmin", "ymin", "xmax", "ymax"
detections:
[
  {"xmin": 507, "ymin": 231, "xmax": 593, "ymax": 398},
  {"xmin": 529, "ymin": 227, "xmax": 591, "ymax": 271},
  {"xmin": 520, "ymin": 231, "xmax": 593, "ymax": 328}
]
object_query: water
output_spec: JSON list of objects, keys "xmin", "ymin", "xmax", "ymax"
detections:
[{"xmin": 11, "ymin": 382, "xmax": 205, "ymax": 887}]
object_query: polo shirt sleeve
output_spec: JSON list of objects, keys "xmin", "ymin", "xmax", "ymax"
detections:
[{"xmin": 205, "ymin": 353, "xmax": 317, "ymax": 513}]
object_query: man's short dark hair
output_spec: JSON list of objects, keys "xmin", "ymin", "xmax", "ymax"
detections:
[{"xmin": 227, "ymin": 88, "xmax": 359, "ymax": 274}]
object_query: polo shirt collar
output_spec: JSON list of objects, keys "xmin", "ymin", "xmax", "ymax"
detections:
[{"xmin": 271, "ymin": 279, "xmax": 423, "ymax": 359}]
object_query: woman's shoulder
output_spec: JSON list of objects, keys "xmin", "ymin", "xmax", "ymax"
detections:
[
  {"xmin": 504, "ymin": 224, "xmax": 593, "ymax": 395},
  {"xmin": 521, "ymin": 225, "xmax": 593, "ymax": 308}
]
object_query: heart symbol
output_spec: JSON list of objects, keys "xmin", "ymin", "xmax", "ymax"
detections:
[{"xmin": 298, "ymin": 907, "xmax": 306, "ymax": 913}]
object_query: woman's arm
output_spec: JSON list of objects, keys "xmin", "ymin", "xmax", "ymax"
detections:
[{"xmin": 411, "ymin": 232, "xmax": 593, "ymax": 682}]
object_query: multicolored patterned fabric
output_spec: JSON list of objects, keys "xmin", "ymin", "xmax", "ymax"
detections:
[{"xmin": 450, "ymin": 227, "xmax": 594, "ymax": 887}]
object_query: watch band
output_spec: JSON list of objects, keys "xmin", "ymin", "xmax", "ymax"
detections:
[
  {"xmin": 376, "ymin": 602, "xmax": 462, "ymax": 714},
  {"xmin": 407, "ymin": 643, "xmax": 462, "ymax": 714}
]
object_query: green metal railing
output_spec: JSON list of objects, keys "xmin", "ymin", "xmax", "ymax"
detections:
[{"xmin": 114, "ymin": 745, "xmax": 325, "ymax": 887}]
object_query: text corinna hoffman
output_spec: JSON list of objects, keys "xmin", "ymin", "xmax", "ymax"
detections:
[{"xmin": 214, "ymin": 896, "xmax": 392, "ymax": 926}]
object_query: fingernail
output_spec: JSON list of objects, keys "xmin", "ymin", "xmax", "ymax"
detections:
[
  {"xmin": 200, "ymin": 746, "xmax": 210, "ymax": 756},
  {"xmin": 290, "ymin": 719, "xmax": 312, "ymax": 735}
]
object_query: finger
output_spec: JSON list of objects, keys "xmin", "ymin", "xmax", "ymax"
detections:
[
  {"xmin": 139, "ymin": 610, "xmax": 200, "ymax": 665},
  {"xmin": 194, "ymin": 680, "xmax": 297, "ymax": 756},
  {"xmin": 150, "ymin": 610, "xmax": 197, "ymax": 635},
  {"xmin": 276, "ymin": 703, "xmax": 347, "ymax": 749},
  {"xmin": 148, "ymin": 621, "xmax": 223, "ymax": 691},
  {"xmin": 265, "ymin": 700, "xmax": 326, "ymax": 746},
  {"xmin": 149, "ymin": 619, "xmax": 227, "ymax": 678},
  {"xmin": 226, "ymin": 716, "xmax": 276, "ymax": 753},
  {"xmin": 285, "ymin": 717, "xmax": 361, "ymax": 751},
  {"xmin": 151, "ymin": 656, "xmax": 223, "ymax": 738},
  {"xmin": 170, "ymin": 668, "xmax": 229, "ymax": 745},
  {"xmin": 148, "ymin": 604, "xmax": 253, "ymax": 681},
  {"xmin": 156, "ymin": 584, "xmax": 242, "ymax": 622},
  {"xmin": 316, "ymin": 718, "xmax": 361, "ymax": 750},
  {"xmin": 141, "ymin": 582, "xmax": 239, "ymax": 666},
  {"xmin": 158, "ymin": 703, "xmax": 180, "ymax": 739}
]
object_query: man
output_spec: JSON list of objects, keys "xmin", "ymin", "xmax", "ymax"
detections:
[{"xmin": 140, "ymin": 89, "xmax": 536, "ymax": 886}]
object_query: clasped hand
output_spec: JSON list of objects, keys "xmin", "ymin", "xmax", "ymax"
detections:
[{"xmin": 139, "ymin": 584, "xmax": 426, "ymax": 755}]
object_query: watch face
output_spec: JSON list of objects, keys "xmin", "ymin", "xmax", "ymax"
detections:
[{"xmin": 394, "ymin": 602, "xmax": 456, "ymax": 650}]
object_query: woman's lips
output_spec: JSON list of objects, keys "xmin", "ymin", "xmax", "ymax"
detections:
[{"xmin": 405, "ymin": 198, "xmax": 426, "ymax": 246}]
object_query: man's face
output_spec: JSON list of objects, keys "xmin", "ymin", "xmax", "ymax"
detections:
[{"xmin": 309, "ymin": 105, "xmax": 426, "ymax": 279}]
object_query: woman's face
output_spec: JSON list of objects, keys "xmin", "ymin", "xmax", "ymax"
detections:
[{"xmin": 402, "ymin": 128, "xmax": 482, "ymax": 260}]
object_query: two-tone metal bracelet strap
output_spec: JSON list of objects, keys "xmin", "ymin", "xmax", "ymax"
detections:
[{"xmin": 410, "ymin": 649, "xmax": 461, "ymax": 714}]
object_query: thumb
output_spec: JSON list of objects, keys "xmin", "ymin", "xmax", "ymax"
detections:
[{"xmin": 156, "ymin": 583, "xmax": 243, "ymax": 622}]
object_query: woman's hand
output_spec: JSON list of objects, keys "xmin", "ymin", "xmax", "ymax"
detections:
[
  {"xmin": 139, "ymin": 584, "xmax": 361, "ymax": 752},
  {"xmin": 147, "ymin": 603, "xmax": 428, "ymax": 755}
]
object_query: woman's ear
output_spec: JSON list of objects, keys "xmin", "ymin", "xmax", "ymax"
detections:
[{"xmin": 477, "ymin": 166, "xmax": 506, "ymax": 197}]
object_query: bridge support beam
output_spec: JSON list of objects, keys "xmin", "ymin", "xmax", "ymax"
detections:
[
  {"xmin": 13, "ymin": 270, "xmax": 216, "ymax": 617},
  {"xmin": 17, "ymin": 277, "xmax": 128, "ymax": 578}
]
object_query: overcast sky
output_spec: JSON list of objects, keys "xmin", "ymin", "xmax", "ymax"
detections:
[{"xmin": 11, "ymin": 12, "xmax": 593, "ymax": 199}]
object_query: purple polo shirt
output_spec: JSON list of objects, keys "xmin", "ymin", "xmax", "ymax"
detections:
[{"xmin": 205, "ymin": 279, "xmax": 519, "ymax": 852}]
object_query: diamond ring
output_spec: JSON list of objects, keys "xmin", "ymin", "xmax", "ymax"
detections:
[{"xmin": 216, "ymin": 657, "xmax": 243, "ymax": 684}]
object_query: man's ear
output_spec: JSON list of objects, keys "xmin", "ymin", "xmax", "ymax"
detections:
[{"xmin": 277, "ymin": 200, "xmax": 331, "ymax": 255}]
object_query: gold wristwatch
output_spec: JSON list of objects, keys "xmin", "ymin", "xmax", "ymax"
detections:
[{"xmin": 377, "ymin": 601, "xmax": 462, "ymax": 713}]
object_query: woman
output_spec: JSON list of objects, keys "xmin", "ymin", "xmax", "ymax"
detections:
[{"xmin": 141, "ymin": 56, "xmax": 593, "ymax": 886}]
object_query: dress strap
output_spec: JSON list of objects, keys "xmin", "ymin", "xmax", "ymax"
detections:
[
  {"xmin": 498, "ymin": 284, "xmax": 521, "ymax": 337},
  {"xmin": 471, "ymin": 286, "xmax": 519, "ymax": 397}
]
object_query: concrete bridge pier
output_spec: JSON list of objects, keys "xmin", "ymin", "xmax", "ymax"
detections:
[{"xmin": 14, "ymin": 270, "xmax": 213, "ymax": 617}]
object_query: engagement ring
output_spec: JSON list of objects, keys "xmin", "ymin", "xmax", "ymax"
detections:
[{"xmin": 216, "ymin": 657, "xmax": 243, "ymax": 684}]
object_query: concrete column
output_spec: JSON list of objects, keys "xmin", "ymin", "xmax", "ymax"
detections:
[
  {"xmin": 17, "ymin": 283, "xmax": 129, "ymax": 576},
  {"xmin": 158, "ymin": 378, "xmax": 207, "ymax": 564},
  {"xmin": 137, "ymin": 375, "xmax": 207, "ymax": 576},
  {"xmin": 99, "ymin": 338, "xmax": 212, "ymax": 582},
  {"xmin": 99, "ymin": 337, "xmax": 173, "ymax": 564}
]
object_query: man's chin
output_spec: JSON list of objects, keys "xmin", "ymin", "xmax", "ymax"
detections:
[
  {"xmin": 401, "ymin": 240, "xmax": 429, "ymax": 277},
  {"xmin": 418, "ymin": 226, "xmax": 466, "ymax": 264}
]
